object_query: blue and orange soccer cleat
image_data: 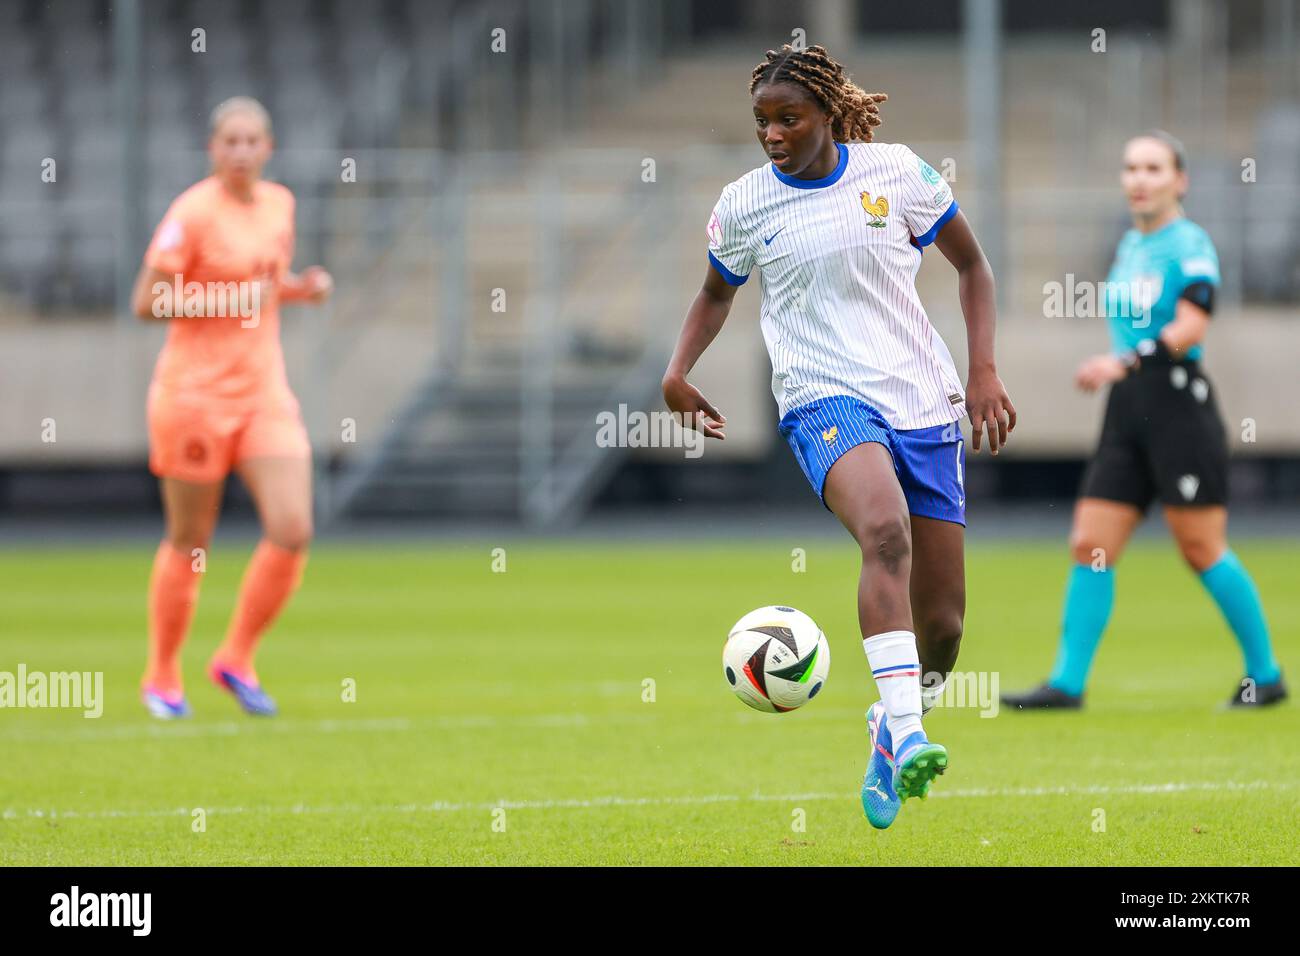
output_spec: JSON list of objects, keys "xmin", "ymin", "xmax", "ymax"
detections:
[
  {"xmin": 862, "ymin": 701, "xmax": 900, "ymax": 829},
  {"xmin": 208, "ymin": 664, "xmax": 278, "ymax": 717},
  {"xmin": 892, "ymin": 731, "xmax": 948, "ymax": 802},
  {"xmin": 141, "ymin": 686, "xmax": 190, "ymax": 720}
]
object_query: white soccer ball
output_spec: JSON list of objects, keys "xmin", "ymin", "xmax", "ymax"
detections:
[{"xmin": 723, "ymin": 605, "xmax": 830, "ymax": 713}]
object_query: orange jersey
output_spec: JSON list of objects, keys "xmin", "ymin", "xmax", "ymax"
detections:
[{"xmin": 143, "ymin": 176, "xmax": 297, "ymax": 406}]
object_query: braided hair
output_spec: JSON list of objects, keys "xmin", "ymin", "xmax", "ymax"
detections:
[{"xmin": 749, "ymin": 44, "xmax": 887, "ymax": 143}]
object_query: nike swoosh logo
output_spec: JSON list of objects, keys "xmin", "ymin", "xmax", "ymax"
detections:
[{"xmin": 763, "ymin": 227, "xmax": 785, "ymax": 246}]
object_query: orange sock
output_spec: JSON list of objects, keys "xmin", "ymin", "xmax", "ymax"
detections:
[
  {"xmin": 144, "ymin": 541, "xmax": 204, "ymax": 695},
  {"xmin": 211, "ymin": 539, "xmax": 307, "ymax": 682}
]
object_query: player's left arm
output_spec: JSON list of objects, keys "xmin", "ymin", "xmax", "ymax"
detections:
[
  {"xmin": 1157, "ymin": 296, "xmax": 1211, "ymax": 356},
  {"xmin": 1145, "ymin": 241, "xmax": 1217, "ymax": 359},
  {"xmin": 933, "ymin": 210, "xmax": 1017, "ymax": 455},
  {"xmin": 273, "ymin": 193, "xmax": 333, "ymax": 305},
  {"xmin": 279, "ymin": 266, "xmax": 334, "ymax": 305}
]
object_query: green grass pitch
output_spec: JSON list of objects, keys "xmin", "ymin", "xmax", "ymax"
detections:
[{"xmin": 2, "ymin": 537, "xmax": 1297, "ymax": 865}]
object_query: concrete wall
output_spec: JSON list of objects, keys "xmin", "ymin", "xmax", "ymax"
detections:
[{"xmin": 5, "ymin": 306, "xmax": 1296, "ymax": 467}]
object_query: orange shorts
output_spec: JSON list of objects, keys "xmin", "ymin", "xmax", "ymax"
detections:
[{"xmin": 147, "ymin": 385, "xmax": 311, "ymax": 484}]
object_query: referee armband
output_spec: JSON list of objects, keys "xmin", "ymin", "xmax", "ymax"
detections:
[{"xmin": 1179, "ymin": 281, "xmax": 1215, "ymax": 316}]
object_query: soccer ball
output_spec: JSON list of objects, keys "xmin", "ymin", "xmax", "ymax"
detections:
[{"xmin": 723, "ymin": 605, "xmax": 830, "ymax": 713}]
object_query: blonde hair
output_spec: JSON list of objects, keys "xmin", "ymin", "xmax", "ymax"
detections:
[{"xmin": 209, "ymin": 96, "xmax": 273, "ymax": 137}]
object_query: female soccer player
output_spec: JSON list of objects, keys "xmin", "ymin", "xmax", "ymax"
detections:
[
  {"xmin": 130, "ymin": 96, "xmax": 333, "ymax": 719},
  {"xmin": 1003, "ymin": 131, "xmax": 1286, "ymax": 711},
  {"xmin": 662, "ymin": 45, "xmax": 1015, "ymax": 829}
]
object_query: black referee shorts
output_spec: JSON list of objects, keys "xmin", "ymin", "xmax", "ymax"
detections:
[{"xmin": 1079, "ymin": 357, "xmax": 1229, "ymax": 510}]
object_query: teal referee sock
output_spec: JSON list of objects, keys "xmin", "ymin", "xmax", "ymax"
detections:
[
  {"xmin": 1047, "ymin": 563, "xmax": 1116, "ymax": 697},
  {"xmin": 1200, "ymin": 550, "xmax": 1281, "ymax": 684}
]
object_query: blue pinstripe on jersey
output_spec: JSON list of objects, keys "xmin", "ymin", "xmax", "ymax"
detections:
[{"xmin": 705, "ymin": 142, "xmax": 967, "ymax": 431}]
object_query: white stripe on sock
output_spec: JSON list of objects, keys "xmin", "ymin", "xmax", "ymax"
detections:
[{"xmin": 863, "ymin": 629, "xmax": 923, "ymax": 742}]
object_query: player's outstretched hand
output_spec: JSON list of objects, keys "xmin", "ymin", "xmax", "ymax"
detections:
[
  {"xmin": 662, "ymin": 374, "xmax": 727, "ymax": 440},
  {"xmin": 1074, "ymin": 354, "xmax": 1126, "ymax": 394},
  {"xmin": 966, "ymin": 367, "xmax": 1016, "ymax": 455},
  {"xmin": 299, "ymin": 266, "xmax": 334, "ymax": 304}
]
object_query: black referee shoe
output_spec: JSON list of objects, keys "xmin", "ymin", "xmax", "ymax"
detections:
[
  {"xmin": 1226, "ymin": 676, "xmax": 1288, "ymax": 709},
  {"xmin": 1001, "ymin": 683, "xmax": 1083, "ymax": 710}
]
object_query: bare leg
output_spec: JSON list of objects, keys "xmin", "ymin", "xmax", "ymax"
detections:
[
  {"xmin": 822, "ymin": 442, "xmax": 913, "ymax": 639},
  {"xmin": 908, "ymin": 515, "xmax": 965, "ymax": 701}
]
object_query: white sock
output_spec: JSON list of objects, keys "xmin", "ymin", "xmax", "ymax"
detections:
[
  {"xmin": 921, "ymin": 676, "xmax": 948, "ymax": 715},
  {"xmin": 863, "ymin": 630, "xmax": 923, "ymax": 743}
]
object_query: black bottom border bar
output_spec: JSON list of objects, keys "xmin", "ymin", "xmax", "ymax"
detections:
[{"xmin": 0, "ymin": 866, "xmax": 1286, "ymax": 940}]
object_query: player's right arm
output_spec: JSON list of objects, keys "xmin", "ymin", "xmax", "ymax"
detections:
[
  {"xmin": 663, "ymin": 189, "xmax": 755, "ymax": 440},
  {"xmin": 131, "ymin": 265, "xmax": 180, "ymax": 320},
  {"xmin": 132, "ymin": 196, "xmax": 200, "ymax": 321},
  {"xmin": 662, "ymin": 264, "xmax": 739, "ymax": 440}
]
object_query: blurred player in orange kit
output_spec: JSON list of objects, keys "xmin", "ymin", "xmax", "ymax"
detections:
[{"xmin": 129, "ymin": 96, "xmax": 333, "ymax": 719}]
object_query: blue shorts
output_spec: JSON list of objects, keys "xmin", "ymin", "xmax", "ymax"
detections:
[{"xmin": 778, "ymin": 395, "xmax": 966, "ymax": 525}]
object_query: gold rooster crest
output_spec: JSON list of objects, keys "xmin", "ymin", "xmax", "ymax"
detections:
[{"xmin": 860, "ymin": 191, "xmax": 889, "ymax": 227}]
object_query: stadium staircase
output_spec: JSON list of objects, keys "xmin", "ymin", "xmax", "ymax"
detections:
[{"xmin": 327, "ymin": 71, "xmax": 689, "ymax": 525}]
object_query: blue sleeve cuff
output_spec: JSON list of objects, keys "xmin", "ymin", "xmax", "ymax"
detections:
[
  {"xmin": 911, "ymin": 199, "xmax": 959, "ymax": 248},
  {"xmin": 708, "ymin": 250, "xmax": 749, "ymax": 286}
]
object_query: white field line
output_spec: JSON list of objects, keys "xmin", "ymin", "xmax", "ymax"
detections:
[{"xmin": 2, "ymin": 780, "xmax": 1291, "ymax": 823}]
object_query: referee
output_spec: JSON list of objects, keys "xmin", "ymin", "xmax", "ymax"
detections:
[{"xmin": 1004, "ymin": 131, "xmax": 1286, "ymax": 710}]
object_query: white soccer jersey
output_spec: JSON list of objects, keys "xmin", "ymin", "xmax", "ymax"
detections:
[{"xmin": 706, "ymin": 141, "xmax": 967, "ymax": 429}]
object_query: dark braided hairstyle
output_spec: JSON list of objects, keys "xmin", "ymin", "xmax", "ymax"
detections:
[{"xmin": 749, "ymin": 44, "xmax": 887, "ymax": 143}]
